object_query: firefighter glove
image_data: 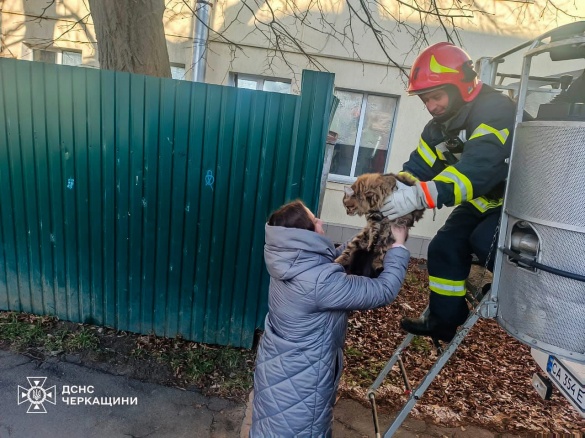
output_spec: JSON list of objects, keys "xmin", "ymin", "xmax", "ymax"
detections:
[{"xmin": 381, "ymin": 182, "xmax": 437, "ymax": 220}]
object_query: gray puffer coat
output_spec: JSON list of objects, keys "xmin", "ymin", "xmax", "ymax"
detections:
[{"xmin": 250, "ymin": 224, "xmax": 410, "ymax": 437}]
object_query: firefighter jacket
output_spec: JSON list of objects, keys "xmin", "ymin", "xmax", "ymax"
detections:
[{"xmin": 402, "ymin": 85, "xmax": 516, "ymax": 213}]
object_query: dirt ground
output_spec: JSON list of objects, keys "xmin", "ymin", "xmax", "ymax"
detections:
[
  {"xmin": 341, "ymin": 261, "xmax": 585, "ymax": 435},
  {"xmin": 1, "ymin": 262, "xmax": 584, "ymax": 436},
  {"xmin": 0, "ymin": 314, "xmax": 255, "ymax": 401}
]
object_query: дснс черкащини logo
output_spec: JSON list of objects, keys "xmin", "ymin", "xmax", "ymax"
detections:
[{"xmin": 17, "ymin": 377, "xmax": 57, "ymax": 413}]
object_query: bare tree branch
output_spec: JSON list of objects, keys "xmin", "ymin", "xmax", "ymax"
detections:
[
  {"xmin": 6, "ymin": 0, "xmax": 585, "ymax": 82},
  {"xmin": 209, "ymin": 0, "xmax": 489, "ymax": 81},
  {"xmin": 34, "ymin": 0, "xmax": 57, "ymax": 23},
  {"xmin": 53, "ymin": 13, "xmax": 91, "ymax": 43},
  {"xmin": 206, "ymin": 0, "xmax": 585, "ymax": 85}
]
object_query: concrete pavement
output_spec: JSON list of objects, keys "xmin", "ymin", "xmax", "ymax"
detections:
[
  {"xmin": 239, "ymin": 391, "xmax": 521, "ymax": 438},
  {"xmin": 0, "ymin": 350, "xmax": 243, "ymax": 438},
  {"xmin": 0, "ymin": 349, "xmax": 520, "ymax": 438}
]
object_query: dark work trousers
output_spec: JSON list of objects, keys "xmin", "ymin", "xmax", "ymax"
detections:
[{"xmin": 427, "ymin": 203, "xmax": 501, "ymax": 326}]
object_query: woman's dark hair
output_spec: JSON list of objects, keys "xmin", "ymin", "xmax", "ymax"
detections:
[{"xmin": 268, "ymin": 200, "xmax": 315, "ymax": 231}]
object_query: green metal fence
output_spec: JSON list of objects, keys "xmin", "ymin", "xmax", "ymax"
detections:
[{"xmin": 0, "ymin": 59, "xmax": 335, "ymax": 348}]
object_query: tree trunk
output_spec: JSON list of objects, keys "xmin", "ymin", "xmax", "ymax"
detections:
[{"xmin": 88, "ymin": 0, "xmax": 171, "ymax": 78}]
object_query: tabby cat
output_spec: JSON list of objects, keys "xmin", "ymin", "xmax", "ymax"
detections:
[{"xmin": 335, "ymin": 173, "xmax": 424, "ymax": 277}]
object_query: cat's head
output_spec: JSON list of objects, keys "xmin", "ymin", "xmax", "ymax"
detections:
[{"xmin": 342, "ymin": 173, "xmax": 397, "ymax": 216}]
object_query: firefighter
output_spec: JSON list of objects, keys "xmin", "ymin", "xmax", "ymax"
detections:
[{"xmin": 381, "ymin": 42, "xmax": 516, "ymax": 342}]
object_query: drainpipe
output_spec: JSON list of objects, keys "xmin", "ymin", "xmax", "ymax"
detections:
[
  {"xmin": 192, "ymin": 0, "xmax": 212, "ymax": 82},
  {"xmin": 317, "ymin": 131, "xmax": 338, "ymax": 218}
]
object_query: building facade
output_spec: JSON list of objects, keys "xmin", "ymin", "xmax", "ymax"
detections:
[{"xmin": 1, "ymin": 0, "xmax": 582, "ymax": 257}]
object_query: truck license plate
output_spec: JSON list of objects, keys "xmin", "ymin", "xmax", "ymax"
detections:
[{"xmin": 547, "ymin": 356, "xmax": 585, "ymax": 414}]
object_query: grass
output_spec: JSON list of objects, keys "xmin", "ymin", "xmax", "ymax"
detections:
[
  {"xmin": 356, "ymin": 367, "xmax": 377, "ymax": 381},
  {"xmin": 0, "ymin": 313, "xmax": 45, "ymax": 350},
  {"xmin": 409, "ymin": 335, "xmax": 431, "ymax": 354},
  {"xmin": 44, "ymin": 329, "xmax": 69, "ymax": 353},
  {"xmin": 66, "ymin": 328, "xmax": 100, "ymax": 351},
  {"xmin": 0, "ymin": 312, "xmax": 101, "ymax": 354},
  {"xmin": 155, "ymin": 343, "xmax": 254, "ymax": 396},
  {"xmin": 0, "ymin": 310, "xmax": 255, "ymax": 400},
  {"xmin": 404, "ymin": 272, "xmax": 419, "ymax": 285},
  {"xmin": 345, "ymin": 346, "xmax": 364, "ymax": 358}
]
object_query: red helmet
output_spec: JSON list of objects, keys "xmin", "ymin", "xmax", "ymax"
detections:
[{"xmin": 407, "ymin": 42, "xmax": 482, "ymax": 102}]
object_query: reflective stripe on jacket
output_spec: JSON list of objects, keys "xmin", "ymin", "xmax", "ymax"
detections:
[{"xmin": 403, "ymin": 85, "xmax": 515, "ymax": 212}]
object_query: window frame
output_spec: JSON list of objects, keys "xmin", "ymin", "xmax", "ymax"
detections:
[
  {"xmin": 170, "ymin": 63, "xmax": 187, "ymax": 80},
  {"xmin": 231, "ymin": 73, "xmax": 292, "ymax": 93},
  {"xmin": 26, "ymin": 46, "xmax": 83, "ymax": 67},
  {"xmin": 60, "ymin": 50, "xmax": 82, "ymax": 66},
  {"xmin": 328, "ymin": 88, "xmax": 400, "ymax": 184}
]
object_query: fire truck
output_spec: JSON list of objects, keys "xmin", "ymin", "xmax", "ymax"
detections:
[{"xmin": 368, "ymin": 21, "xmax": 585, "ymax": 437}]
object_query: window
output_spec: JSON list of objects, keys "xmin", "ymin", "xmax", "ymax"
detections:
[
  {"xmin": 33, "ymin": 49, "xmax": 57, "ymax": 64},
  {"xmin": 171, "ymin": 63, "xmax": 186, "ymax": 80},
  {"xmin": 61, "ymin": 51, "xmax": 82, "ymax": 66},
  {"xmin": 329, "ymin": 90, "xmax": 398, "ymax": 181},
  {"xmin": 233, "ymin": 73, "xmax": 291, "ymax": 94},
  {"xmin": 32, "ymin": 49, "xmax": 82, "ymax": 67}
]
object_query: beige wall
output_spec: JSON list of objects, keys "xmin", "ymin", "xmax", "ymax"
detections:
[
  {"xmin": 1, "ymin": 0, "xmax": 583, "ymax": 239},
  {"xmin": 205, "ymin": 0, "xmax": 584, "ymax": 238},
  {"xmin": 1, "ymin": 0, "xmax": 195, "ymax": 74}
]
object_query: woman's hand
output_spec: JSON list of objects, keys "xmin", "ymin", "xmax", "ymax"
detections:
[{"xmin": 391, "ymin": 224, "xmax": 408, "ymax": 245}]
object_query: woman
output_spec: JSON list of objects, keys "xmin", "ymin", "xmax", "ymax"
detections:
[{"xmin": 251, "ymin": 200, "xmax": 409, "ymax": 437}]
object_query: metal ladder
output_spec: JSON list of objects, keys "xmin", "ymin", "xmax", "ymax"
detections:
[{"xmin": 367, "ymin": 287, "xmax": 496, "ymax": 437}]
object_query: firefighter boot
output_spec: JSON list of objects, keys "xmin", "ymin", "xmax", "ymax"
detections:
[
  {"xmin": 400, "ymin": 314, "xmax": 458, "ymax": 342},
  {"xmin": 401, "ymin": 294, "xmax": 469, "ymax": 342}
]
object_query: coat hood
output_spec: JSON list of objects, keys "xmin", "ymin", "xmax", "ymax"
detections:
[{"xmin": 264, "ymin": 224, "xmax": 337, "ymax": 280}]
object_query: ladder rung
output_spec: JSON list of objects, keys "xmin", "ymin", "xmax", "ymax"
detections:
[
  {"xmin": 368, "ymin": 291, "xmax": 494, "ymax": 437},
  {"xmin": 397, "ymin": 356, "xmax": 411, "ymax": 395}
]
